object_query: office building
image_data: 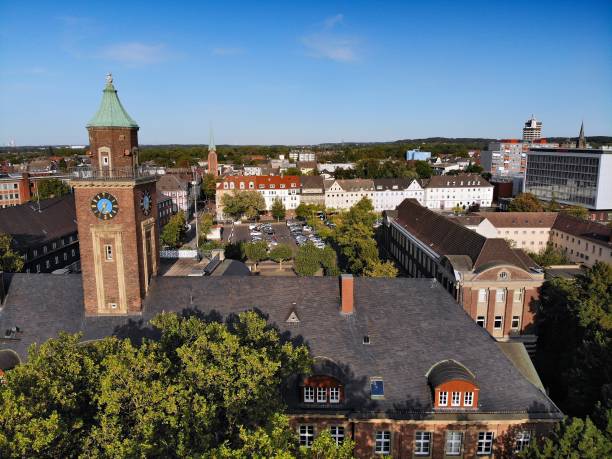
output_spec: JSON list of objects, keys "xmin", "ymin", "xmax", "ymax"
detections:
[
  {"xmin": 523, "ymin": 115, "xmax": 542, "ymax": 142},
  {"xmin": 405, "ymin": 149, "xmax": 432, "ymax": 161}
]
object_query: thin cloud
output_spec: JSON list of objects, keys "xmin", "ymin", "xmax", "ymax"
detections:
[
  {"xmin": 302, "ymin": 14, "xmax": 360, "ymax": 63},
  {"xmin": 212, "ymin": 47, "xmax": 244, "ymax": 56},
  {"xmin": 99, "ymin": 42, "xmax": 174, "ymax": 65},
  {"xmin": 323, "ymin": 14, "xmax": 344, "ymax": 29},
  {"xmin": 301, "ymin": 35, "xmax": 358, "ymax": 62}
]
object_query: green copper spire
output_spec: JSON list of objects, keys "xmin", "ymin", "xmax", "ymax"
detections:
[{"xmin": 87, "ymin": 74, "xmax": 139, "ymax": 129}]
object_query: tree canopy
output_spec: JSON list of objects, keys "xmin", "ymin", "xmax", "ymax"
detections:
[
  {"xmin": 534, "ymin": 262, "xmax": 612, "ymax": 418},
  {"xmin": 271, "ymin": 198, "xmax": 286, "ymax": 221},
  {"xmin": 0, "ymin": 311, "xmax": 315, "ymax": 458},
  {"xmin": 36, "ymin": 179, "xmax": 71, "ymax": 200},
  {"xmin": 0, "ymin": 233, "xmax": 24, "ymax": 272},
  {"xmin": 244, "ymin": 241, "xmax": 268, "ymax": 271},
  {"xmin": 294, "ymin": 243, "xmax": 339, "ymax": 276},
  {"xmin": 509, "ymin": 193, "xmax": 544, "ymax": 212},
  {"xmin": 527, "ymin": 243, "xmax": 569, "ymax": 267},
  {"xmin": 221, "ymin": 191, "xmax": 266, "ymax": 221},
  {"xmin": 160, "ymin": 211, "xmax": 186, "ymax": 248},
  {"xmin": 269, "ymin": 244, "xmax": 293, "ymax": 270}
]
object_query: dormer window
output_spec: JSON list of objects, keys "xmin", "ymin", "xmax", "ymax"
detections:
[
  {"xmin": 304, "ymin": 386, "xmax": 314, "ymax": 402},
  {"xmin": 427, "ymin": 360, "xmax": 479, "ymax": 409},
  {"xmin": 363, "ymin": 335, "xmax": 370, "ymax": 344},
  {"xmin": 302, "ymin": 375, "xmax": 344, "ymax": 404}
]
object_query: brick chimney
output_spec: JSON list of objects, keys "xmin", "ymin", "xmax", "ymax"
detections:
[{"xmin": 340, "ymin": 274, "xmax": 354, "ymax": 315}]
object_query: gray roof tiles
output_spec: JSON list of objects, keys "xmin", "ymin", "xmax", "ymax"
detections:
[{"xmin": 0, "ymin": 274, "xmax": 561, "ymax": 420}]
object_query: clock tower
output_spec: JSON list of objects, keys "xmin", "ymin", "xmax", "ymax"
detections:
[{"xmin": 73, "ymin": 74, "xmax": 159, "ymax": 315}]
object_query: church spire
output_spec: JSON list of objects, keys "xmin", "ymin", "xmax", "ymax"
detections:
[
  {"xmin": 577, "ymin": 121, "xmax": 586, "ymax": 148},
  {"xmin": 209, "ymin": 124, "xmax": 216, "ymax": 152}
]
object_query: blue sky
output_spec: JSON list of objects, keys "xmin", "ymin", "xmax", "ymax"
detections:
[{"xmin": 0, "ymin": 0, "xmax": 610, "ymax": 145}]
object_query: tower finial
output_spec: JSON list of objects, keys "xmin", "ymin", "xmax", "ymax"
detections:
[{"xmin": 106, "ymin": 73, "xmax": 113, "ymax": 85}]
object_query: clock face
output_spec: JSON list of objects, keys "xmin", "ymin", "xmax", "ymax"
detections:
[
  {"xmin": 91, "ymin": 192, "xmax": 119, "ymax": 220},
  {"xmin": 140, "ymin": 190, "xmax": 152, "ymax": 216}
]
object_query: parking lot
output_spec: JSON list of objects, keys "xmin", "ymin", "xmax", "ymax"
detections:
[
  {"xmin": 222, "ymin": 222, "xmax": 297, "ymax": 249},
  {"xmin": 286, "ymin": 220, "xmax": 326, "ymax": 249}
]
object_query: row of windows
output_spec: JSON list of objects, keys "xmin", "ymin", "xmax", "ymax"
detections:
[
  {"xmin": 27, "ymin": 248, "xmax": 78, "ymax": 272},
  {"xmin": 27, "ymin": 235, "xmax": 77, "ymax": 260},
  {"xmin": 478, "ymin": 288, "xmax": 523, "ymax": 304},
  {"xmin": 438, "ymin": 391, "xmax": 474, "ymax": 407},
  {"xmin": 0, "ymin": 183, "xmax": 19, "ymax": 189},
  {"xmin": 303, "ymin": 386, "xmax": 341, "ymax": 403},
  {"xmin": 0, "ymin": 192, "xmax": 20, "ymax": 200},
  {"xmin": 476, "ymin": 314, "xmax": 521, "ymax": 330},
  {"xmin": 298, "ymin": 427, "xmax": 531, "ymax": 455}
]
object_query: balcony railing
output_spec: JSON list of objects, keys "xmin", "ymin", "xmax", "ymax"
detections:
[{"xmin": 68, "ymin": 166, "xmax": 159, "ymax": 181}]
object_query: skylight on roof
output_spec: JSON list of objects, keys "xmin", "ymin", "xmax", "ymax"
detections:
[{"xmin": 370, "ymin": 377, "xmax": 384, "ymax": 399}]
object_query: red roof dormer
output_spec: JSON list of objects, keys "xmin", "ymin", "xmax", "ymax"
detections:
[{"xmin": 426, "ymin": 360, "xmax": 479, "ymax": 409}]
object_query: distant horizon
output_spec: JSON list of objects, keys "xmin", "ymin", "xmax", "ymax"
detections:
[{"xmin": 1, "ymin": 1, "xmax": 611, "ymax": 145}]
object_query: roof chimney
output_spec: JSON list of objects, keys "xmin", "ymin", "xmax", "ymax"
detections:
[{"xmin": 340, "ymin": 274, "xmax": 354, "ymax": 315}]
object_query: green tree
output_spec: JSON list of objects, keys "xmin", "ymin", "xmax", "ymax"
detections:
[
  {"xmin": 160, "ymin": 211, "xmax": 186, "ymax": 248},
  {"xmin": 36, "ymin": 179, "xmax": 70, "ymax": 200},
  {"xmin": 528, "ymin": 243, "xmax": 569, "ymax": 267},
  {"xmin": 534, "ymin": 262, "xmax": 612, "ymax": 417},
  {"xmin": 201, "ymin": 173, "xmax": 217, "ymax": 201},
  {"xmin": 333, "ymin": 197, "xmax": 379, "ymax": 275},
  {"xmin": 295, "ymin": 203, "xmax": 324, "ymax": 220},
  {"xmin": 269, "ymin": 244, "xmax": 293, "ymax": 270},
  {"xmin": 464, "ymin": 163, "xmax": 483, "ymax": 174},
  {"xmin": 562, "ymin": 205, "xmax": 589, "ymax": 220},
  {"xmin": 414, "ymin": 160, "xmax": 433, "ymax": 179},
  {"xmin": 222, "ymin": 191, "xmax": 266, "ymax": 221},
  {"xmin": 364, "ymin": 260, "xmax": 398, "ymax": 278},
  {"xmin": 271, "ymin": 198, "xmax": 286, "ymax": 221},
  {"xmin": 509, "ymin": 193, "xmax": 544, "ymax": 212},
  {"xmin": 294, "ymin": 243, "xmax": 323, "ymax": 276},
  {"xmin": 547, "ymin": 195, "xmax": 561, "ymax": 212},
  {"xmin": 319, "ymin": 246, "xmax": 340, "ymax": 276},
  {"xmin": 0, "ymin": 233, "xmax": 24, "ymax": 272},
  {"xmin": 198, "ymin": 213, "xmax": 214, "ymax": 246},
  {"xmin": 518, "ymin": 415, "xmax": 612, "ymax": 459},
  {"xmin": 303, "ymin": 429, "xmax": 356, "ymax": 459},
  {"xmin": 244, "ymin": 241, "xmax": 268, "ymax": 271},
  {"xmin": 285, "ymin": 167, "xmax": 302, "ymax": 176},
  {"xmin": 0, "ymin": 312, "xmax": 311, "ymax": 458}
]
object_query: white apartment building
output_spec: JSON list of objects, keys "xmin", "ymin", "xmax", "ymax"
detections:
[
  {"xmin": 480, "ymin": 140, "xmax": 527, "ymax": 177},
  {"xmin": 423, "ymin": 174, "xmax": 493, "ymax": 210},
  {"xmin": 289, "ymin": 150, "xmax": 316, "ymax": 162},
  {"xmin": 215, "ymin": 175, "xmax": 300, "ymax": 220},
  {"xmin": 372, "ymin": 178, "xmax": 424, "ymax": 212},
  {"xmin": 325, "ymin": 179, "xmax": 375, "ymax": 211}
]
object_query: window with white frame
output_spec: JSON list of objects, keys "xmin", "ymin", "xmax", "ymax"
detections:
[
  {"xmin": 477, "ymin": 432, "xmax": 494, "ymax": 455},
  {"xmin": 104, "ymin": 244, "xmax": 113, "ymax": 261},
  {"xmin": 330, "ymin": 426, "xmax": 344, "ymax": 445},
  {"xmin": 299, "ymin": 425, "xmax": 314, "ymax": 447},
  {"xmin": 478, "ymin": 289, "xmax": 487, "ymax": 302},
  {"xmin": 464, "ymin": 391, "xmax": 474, "ymax": 406},
  {"xmin": 303, "ymin": 386, "xmax": 314, "ymax": 403},
  {"xmin": 102, "ymin": 156, "xmax": 109, "ymax": 166},
  {"xmin": 495, "ymin": 289, "xmax": 506, "ymax": 303},
  {"xmin": 451, "ymin": 391, "xmax": 461, "ymax": 406},
  {"xmin": 316, "ymin": 387, "xmax": 327, "ymax": 403},
  {"xmin": 45, "ymin": 260, "xmax": 50, "ymax": 269},
  {"xmin": 511, "ymin": 315, "xmax": 521, "ymax": 330},
  {"xmin": 415, "ymin": 431, "xmax": 431, "ymax": 456},
  {"xmin": 476, "ymin": 316, "xmax": 486, "ymax": 327},
  {"xmin": 494, "ymin": 315, "xmax": 503, "ymax": 329},
  {"xmin": 329, "ymin": 386, "xmax": 340, "ymax": 403},
  {"xmin": 514, "ymin": 431, "xmax": 531, "ymax": 452},
  {"xmin": 514, "ymin": 289, "xmax": 524, "ymax": 302},
  {"xmin": 438, "ymin": 391, "xmax": 448, "ymax": 406},
  {"xmin": 375, "ymin": 431, "xmax": 391, "ymax": 455},
  {"xmin": 445, "ymin": 431, "xmax": 463, "ymax": 456}
]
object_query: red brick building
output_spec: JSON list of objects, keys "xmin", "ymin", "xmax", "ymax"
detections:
[{"xmin": 383, "ymin": 199, "xmax": 544, "ymax": 350}]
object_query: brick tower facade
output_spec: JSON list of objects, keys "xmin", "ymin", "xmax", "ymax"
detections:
[{"xmin": 73, "ymin": 74, "xmax": 159, "ymax": 315}]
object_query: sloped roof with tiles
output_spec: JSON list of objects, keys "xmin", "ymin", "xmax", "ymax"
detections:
[
  {"xmin": 0, "ymin": 274, "xmax": 561, "ymax": 420},
  {"xmin": 87, "ymin": 75, "xmax": 139, "ymax": 129},
  {"xmin": 553, "ymin": 213, "xmax": 611, "ymax": 248},
  {"xmin": 394, "ymin": 199, "xmax": 533, "ymax": 272}
]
